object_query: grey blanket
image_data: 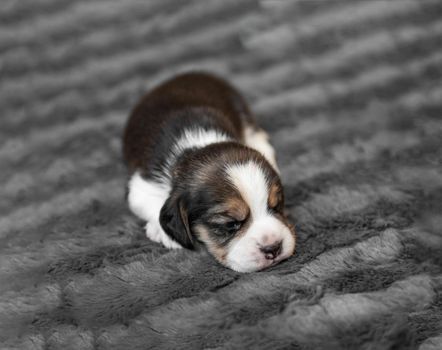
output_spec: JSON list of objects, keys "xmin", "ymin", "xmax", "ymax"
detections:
[{"xmin": 1, "ymin": 1, "xmax": 442, "ymax": 349}]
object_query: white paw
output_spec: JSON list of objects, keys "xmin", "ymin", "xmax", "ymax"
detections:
[{"xmin": 145, "ymin": 221, "xmax": 182, "ymax": 249}]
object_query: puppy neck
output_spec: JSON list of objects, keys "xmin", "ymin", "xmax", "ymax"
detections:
[{"xmin": 164, "ymin": 127, "xmax": 233, "ymax": 179}]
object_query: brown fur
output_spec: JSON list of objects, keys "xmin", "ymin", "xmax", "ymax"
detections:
[
  {"xmin": 268, "ymin": 183, "xmax": 283, "ymax": 210},
  {"xmin": 123, "ymin": 72, "xmax": 255, "ymax": 173}
]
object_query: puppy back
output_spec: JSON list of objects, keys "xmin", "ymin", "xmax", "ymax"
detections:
[{"xmin": 123, "ymin": 72, "xmax": 254, "ymax": 173}]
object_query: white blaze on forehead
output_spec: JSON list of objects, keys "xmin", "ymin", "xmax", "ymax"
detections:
[{"xmin": 226, "ymin": 161, "xmax": 269, "ymax": 217}]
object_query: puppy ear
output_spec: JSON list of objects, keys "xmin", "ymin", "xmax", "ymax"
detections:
[{"xmin": 159, "ymin": 193, "xmax": 195, "ymax": 249}]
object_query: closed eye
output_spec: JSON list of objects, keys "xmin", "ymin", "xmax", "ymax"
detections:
[
  {"xmin": 225, "ymin": 220, "xmax": 243, "ymax": 233},
  {"xmin": 208, "ymin": 208, "xmax": 250, "ymax": 234}
]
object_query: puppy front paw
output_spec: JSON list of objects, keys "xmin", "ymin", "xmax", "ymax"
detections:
[{"xmin": 145, "ymin": 221, "xmax": 182, "ymax": 249}]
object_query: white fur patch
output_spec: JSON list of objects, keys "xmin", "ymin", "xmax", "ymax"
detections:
[
  {"xmin": 176, "ymin": 128, "xmax": 231, "ymax": 151},
  {"xmin": 225, "ymin": 161, "xmax": 295, "ymax": 272},
  {"xmin": 127, "ymin": 172, "xmax": 181, "ymax": 249},
  {"xmin": 165, "ymin": 128, "xmax": 231, "ymax": 172},
  {"xmin": 226, "ymin": 161, "xmax": 269, "ymax": 218}
]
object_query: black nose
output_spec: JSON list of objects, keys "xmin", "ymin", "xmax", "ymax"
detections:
[{"xmin": 260, "ymin": 241, "xmax": 282, "ymax": 260}]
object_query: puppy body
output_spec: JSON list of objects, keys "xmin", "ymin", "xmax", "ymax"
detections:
[{"xmin": 123, "ymin": 72, "xmax": 295, "ymax": 272}]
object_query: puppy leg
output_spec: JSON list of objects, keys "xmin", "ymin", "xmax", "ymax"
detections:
[
  {"xmin": 244, "ymin": 125, "xmax": 280, "ymax": 173},
  {"xmin": 127, "ymin": 172, "xmax": 182, "ymax": 249}
]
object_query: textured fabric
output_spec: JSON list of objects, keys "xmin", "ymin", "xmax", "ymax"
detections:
[{"xmin": 1, "ymin": 1, "xmax": 442, "ymax": 349}]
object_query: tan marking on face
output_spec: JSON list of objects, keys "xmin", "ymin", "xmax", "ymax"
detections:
[
  {"xmin": 268, "ymin": 182, "xmax": 282, "ymax": 210},
  {"xmin": 194, "ymin": 224, "xmax": 228, "ymax": 263},
  {"xmin": 208, "ymin": 195, "xmax": 250, "ymax": 222},
  {"xmin": 224, "ymin": 197, "xmax": 250, "ymax": 222},
  {"xmin": 194, "ymin": 204, "xmax": 254, "ymax": 267}
]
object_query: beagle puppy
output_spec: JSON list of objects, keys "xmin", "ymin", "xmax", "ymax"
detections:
[{"xmin": 123, "ymin": 72, "xmax": 295, "ymax": 272}]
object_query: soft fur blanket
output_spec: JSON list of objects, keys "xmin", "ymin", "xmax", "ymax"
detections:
[{"xmin": 1, "ymin": 1, "xmax": 442, "ymax": 349}]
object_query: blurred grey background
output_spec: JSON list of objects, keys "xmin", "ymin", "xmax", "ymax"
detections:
[{"xmin": 1, "ymin": 1, "xmax": 442, "ymax": 349}]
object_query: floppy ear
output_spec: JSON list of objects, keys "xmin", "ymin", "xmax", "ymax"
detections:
[{"xmin": 159, "ymin": 193, "xmax": 195, "ymax": 249}]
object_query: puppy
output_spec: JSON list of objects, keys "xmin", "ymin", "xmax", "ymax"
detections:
[{"xmin": 123, "ymin": 72, "xmax": 295, "ymax": 272}]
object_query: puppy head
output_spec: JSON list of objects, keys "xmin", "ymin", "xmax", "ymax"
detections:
[{"xmin": 160, "ymin": 143, "xmax": 296, "ymax": 272}]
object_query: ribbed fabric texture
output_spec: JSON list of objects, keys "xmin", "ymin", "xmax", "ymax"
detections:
[{"xmin": 1, "ymin": 1, "xmax": 441, "ymax": 349}]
